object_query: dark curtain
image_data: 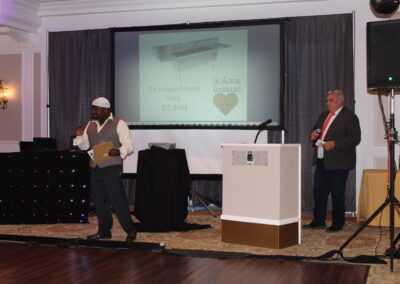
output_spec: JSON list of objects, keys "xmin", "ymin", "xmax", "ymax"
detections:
[
  {"xmin": 270, "ymin": 13, "xmax": 355, "ymax": 212},
  {"xmin": 48, "ymin": 29, "xmax": 113, "ymax": 150}
]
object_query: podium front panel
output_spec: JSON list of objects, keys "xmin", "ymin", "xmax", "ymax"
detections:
[{"xmin": 220, "ymin": 143, "xmax": 301, "ymax": 248}]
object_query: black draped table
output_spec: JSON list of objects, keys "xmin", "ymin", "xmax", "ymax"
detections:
[
  {"xmin": 0, "ymin": 151, "xmax": 90, "ymax": 224},
  {"xmin": 134, "ymin": 148, "xmax": 192, "ymax": 231}
]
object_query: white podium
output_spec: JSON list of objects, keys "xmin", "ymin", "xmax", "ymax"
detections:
[{"xmin": 221, "ymin": 143, "xmax": 301, "ymax": 249}]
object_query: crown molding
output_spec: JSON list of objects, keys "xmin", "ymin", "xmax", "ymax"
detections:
[
  {"xmin": 0, "ymin": 0, "xmax": 41, "ymax": 33},
  {"xmin": 38, "ymin": 0, "xmax": 331, "ymax": 17},
  {"xmin": 0, "ymin": 27, "xmax": 37, "ymax": 48}
]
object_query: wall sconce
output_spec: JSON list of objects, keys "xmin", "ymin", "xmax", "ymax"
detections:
[{"xmin": 0, "ymin": 80, "xmax": 8, "ymax": 110}]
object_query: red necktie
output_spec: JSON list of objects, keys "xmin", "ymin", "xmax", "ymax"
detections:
[{"xmin": 320, "ymin": 112, "xmax": 334, "ymax": 139}]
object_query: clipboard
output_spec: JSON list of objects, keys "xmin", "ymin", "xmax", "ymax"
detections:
[{"xmin": 92, "ymin": 141, "xmax": 114, "ymax": 163}]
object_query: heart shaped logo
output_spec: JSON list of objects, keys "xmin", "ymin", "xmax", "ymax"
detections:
[{"xmin": 213, "ymin": 93, "xmax": 238, "ymax": 116}]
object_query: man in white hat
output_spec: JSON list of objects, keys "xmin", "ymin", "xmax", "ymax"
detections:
[{"xmin": 75, "ymin": 97, "xmax": 137, "ymax": 242}]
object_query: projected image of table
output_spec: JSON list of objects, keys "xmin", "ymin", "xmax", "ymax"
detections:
[{"xmin": 134, "ymin": 148, "xmax": 191, "ymax": 231}]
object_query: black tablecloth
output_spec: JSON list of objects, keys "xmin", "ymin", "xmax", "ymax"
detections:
[{"xmin": 134, "ymin": 148, "xmax": 191, "ymax": 231}]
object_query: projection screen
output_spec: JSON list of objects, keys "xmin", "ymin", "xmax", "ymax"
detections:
[{"xmin": 113, "ymin": 19, "xmax": 285, "ymax": 174}]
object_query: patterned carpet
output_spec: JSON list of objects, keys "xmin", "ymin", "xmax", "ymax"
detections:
[{"xmin": 1, "ymin": 211, "xmax": 400, "ymax": 283}]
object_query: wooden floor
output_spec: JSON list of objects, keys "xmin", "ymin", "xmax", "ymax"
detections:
[{"xmin": 0, "ymin": 242, "xmax": 369, "ymax": 284}]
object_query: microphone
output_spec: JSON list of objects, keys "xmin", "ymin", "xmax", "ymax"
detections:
[
  {"xmin": 258, "ymin": 119, "xmax": 272, "ymax": 129},
  {"xmin": 312, "ymin": 128, "xmax": 321, "ymax": 147},
  {"xmin": 254, "ymin": 119, "xmax": 272, "ymax": 143}
]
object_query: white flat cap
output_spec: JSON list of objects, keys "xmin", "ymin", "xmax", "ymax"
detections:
[{"xmin": 92, "ymin": 97, "xmax": 110, "ymax": 108}]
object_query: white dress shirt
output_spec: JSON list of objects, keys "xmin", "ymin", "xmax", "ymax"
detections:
[{"xmin": 317, "ymin": 106, "xmax": 343, "ymax": 159}]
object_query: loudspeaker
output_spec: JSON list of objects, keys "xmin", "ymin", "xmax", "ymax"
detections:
[
  {"xmin": 367, "ymin": 19, "xmax": 400, "ymax": 89},
  {"xmin": 370, "ymin": 0, "xmax": 400, "ymax": 15}
]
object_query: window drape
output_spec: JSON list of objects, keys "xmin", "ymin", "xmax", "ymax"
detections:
[
  {"xmin": 271, "ymin": 14, "xmax": 355, "ymax": 212},
  {"xmin": 48, "ymin": 29, "xmax": 113, "ymax": 150}
]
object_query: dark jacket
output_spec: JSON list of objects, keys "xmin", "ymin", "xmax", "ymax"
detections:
[{"xmin": 312, "ymin": 106, "xmax": 361, "ymax": 170}]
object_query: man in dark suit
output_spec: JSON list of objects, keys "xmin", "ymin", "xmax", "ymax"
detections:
[{"xmin": 304, "ymin": 90, "xmax": 361, "ymax": 232}]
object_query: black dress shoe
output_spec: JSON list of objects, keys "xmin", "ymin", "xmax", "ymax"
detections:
[
  {"xmin": 326, "ymin": 226, "xmax": 343, "ymax": 232},
  {"xmin": 87, "ymin": 233, "xmax": 112, "ymax": 240},
  {"xmin": 303, "ymin": 222, "xmax": 326, "ymax": 229},
  {"xmin": 126, "ymin": 231, "xmax": 137, "ymax": 242}
]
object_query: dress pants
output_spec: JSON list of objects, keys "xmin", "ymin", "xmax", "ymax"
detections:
[
  {"xmin": 91, "ymin": 165, "xmax": 136, "ymax": 235},
  {"xmin": 313, "ymin": 159, "xmax": 349, "ymax": 227}
]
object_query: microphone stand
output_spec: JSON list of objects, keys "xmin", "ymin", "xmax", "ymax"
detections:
[
  {"xmin": 254, "ymin": 119, "xmax": 272, "ymax": 143},
  {"xmin": 254, "ymin": 128, "xmax": 265, "ymax": 144}
]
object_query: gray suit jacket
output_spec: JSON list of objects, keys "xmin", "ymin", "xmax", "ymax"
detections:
[{"xmin": 312, "ymin": 107, "xmax": 361, "ymax": 170}]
